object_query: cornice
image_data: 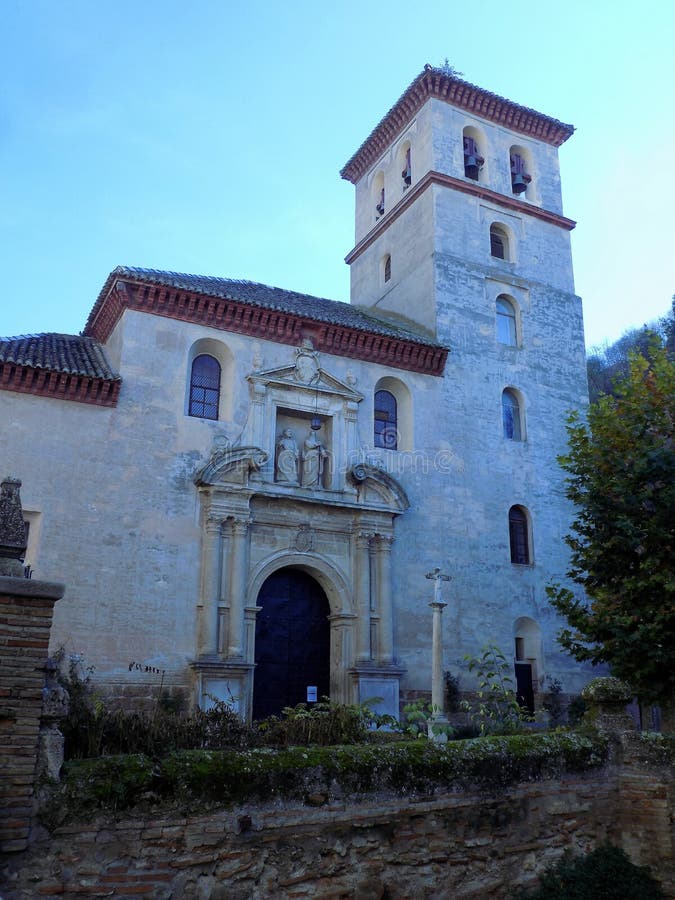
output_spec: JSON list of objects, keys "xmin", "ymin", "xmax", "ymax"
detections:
[
  {"xmin": 341, "ymin": 66, "xmax": 574, "ymax": 183},
  {"xmin": 0, "ymin": 362, "xmax": 120, "ymax": 407},
  {"xmin": 88, "ymin": 280, "xmax": 448, "ymax": 377},
  {"xmin": 345, "ymin": 171, "xmax": 576, "ymax": 265}
]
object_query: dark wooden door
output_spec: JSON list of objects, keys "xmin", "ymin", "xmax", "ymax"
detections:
[
  {"xmin": 514, "ymin": 661, "xmax": 535, "ymax": 714},
  {"xmin": 252, "ymin": 569, "xmax": 330, "ymax": 721}
]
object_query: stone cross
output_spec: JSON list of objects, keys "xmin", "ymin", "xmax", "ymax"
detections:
[
  {"xmin": 425, "ymin": 566, "xmax": 450, "ymax": 603},
  {"xmin": 426, "ymin": 567, "xmax": 451, "ymax": 739}
]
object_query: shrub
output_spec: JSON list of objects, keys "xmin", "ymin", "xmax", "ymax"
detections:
[
  {"xmin": 567, "ymin": 694, "xmax": 588, "ymax": 726},
  {"xmin": 257, "ymin": 698, "xmax": 395, "ymax": 747},
  {"xmin": 462, "ymin": 643, "xmax": 530, "ymax": 735},
  {"xmin": 401, "ymin": 699, "xmax": 454, "ymax": 740},
  {"xmin": 543, "ymin": 677, "xmax": 565, "ymax": 727},
  {"xmin": 514, "ymin": 843, "xmax": 664, "ymax": 899}
]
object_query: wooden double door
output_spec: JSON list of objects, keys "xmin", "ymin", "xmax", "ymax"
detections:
[{"xmin": 252, "ymin": 568, "xmax": 331, "ymax": 721}]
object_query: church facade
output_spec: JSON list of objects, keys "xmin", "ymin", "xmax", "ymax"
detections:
[{"xmin": 0, "ymin": 66, "xmax": 589, "ymax": 719}]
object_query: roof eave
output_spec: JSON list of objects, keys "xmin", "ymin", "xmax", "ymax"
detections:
[{"xmin": 340, "ymin": 66, "xmax": 575, "ymax": 184}]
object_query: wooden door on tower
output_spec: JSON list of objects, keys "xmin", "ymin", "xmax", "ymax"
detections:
[{"xmin": 252, "ymin": 569, "xmax": 331, "ymax": 721}]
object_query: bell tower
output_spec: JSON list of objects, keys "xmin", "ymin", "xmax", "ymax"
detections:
[
  {"xmin": 339, "ymin": 66, "xmax": 590, "ymax": 698},
  {"xmin": 340, "ymin": 64, "xmax": 578, "ymax": 343}
]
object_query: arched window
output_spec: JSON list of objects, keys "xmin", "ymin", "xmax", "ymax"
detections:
[
  {"xmin": 496, "ymin": 296, "xmax": 518, "ymax": 346},
  {"xmin": 509, "ymin": 505, "xmax": 531, "ymax": 565},
  {"xmin": 401, "ymin": 145, "xmax": 411, "ymax": 187},
  {"xmin": 502, "ymin": 389, "xmax": 522, "ymax": 440},
  {"xmin": 490, "ymin": 223, "xmax": 509, "ymax": 260},
  {"xmin": 384, "ymin": 254, "xmax": 392, "ymax": 283},
  {"xmin": 463, "ymin": 127, "xmax": 485, "ymax": 181},
  {"xmin": 510, "ymin": 145, "xmax": 533, "ymax": 196},
  {"xmin": 188, "ymin": 354, "xmax": 221, "ymax": 420},
  {"xmin": 373, "ymin": 171, "xmax": 385, "ymax": 219},
  {"xmin": 374, "ymin": 389, "xmax": 398, "ymax": 449}
]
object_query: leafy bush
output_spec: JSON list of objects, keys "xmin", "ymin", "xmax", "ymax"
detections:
[
  {"xmin": 462, "ymin": 643, "xmax": 530, "ymax": 735},
  {"xmin": 567, "ymin": 694, "xmax": 588, "ymax": 727},
  {"xmin": 514, "ymin": 844, "xmax": 664, "ymax": 899},
  {"xmin": 444, "ymin": 670, "xmax": 461, "ymax": 712},
  {"xmin": 53, "ymin": 652, "xmax": 257, "ymax": 758},
  {"xmin": 401, "ymin": 699, "xmax": 454, "ymax": 740},
  {"xmin": 43, "ymin": 730, "xmax": 608, "ymax": 824},
  {"xmin": 257, "ymin": 698, "xmax": 395, "ymax": 747},
  {"xmin": 543, "ymin": 677, "xmax": 565, "ymax": 727}
]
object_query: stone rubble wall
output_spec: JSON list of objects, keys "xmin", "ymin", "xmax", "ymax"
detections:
[
  {"xmin": 1, "ymin": 761, "xmax": 673, "ymax": 899},
  {"xmin": 0, "ymin": 578, "xmax": 63, "ymax": 853}
]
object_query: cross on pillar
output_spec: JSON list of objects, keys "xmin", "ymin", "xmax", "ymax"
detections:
[
  {"xmin": 425, "ymin": 566, "xmax": 450, "ymax": 605},
  {"xmin": 425, "ymin": 566, "xmax": 451, "ymax": 740}
]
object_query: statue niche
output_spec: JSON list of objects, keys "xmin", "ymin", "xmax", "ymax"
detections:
[
  {"xmin": 275, "ymin": 428, "xmax": 299, "ymax": 484},
  {"xmin": 275, "ymin": 426, "xmax": 329, "ymax": 489}
]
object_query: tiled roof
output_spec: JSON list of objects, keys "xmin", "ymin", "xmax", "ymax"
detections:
[
  {"xmin": 341, "ymin": 65, "xmax": 575, "ymax": 183},
  {"xmin": 0, "ymin": 333, "xmax": 120, "ymax": 381},
  {"xmin": 89, "ymin": 266, "xmax": 442, "ymax": 348}
]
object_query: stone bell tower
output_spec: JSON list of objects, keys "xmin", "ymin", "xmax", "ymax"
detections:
[
  {"xmin": 340, "ymin": 65, "xmax": 590, "ymax": 701},
  {"xmin": 341, "ymin": 64, "xmax": 578, "ymax": 342}
]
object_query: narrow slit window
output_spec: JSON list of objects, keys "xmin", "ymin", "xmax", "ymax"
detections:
[
  {"xmin": 496, "ymin": 297, "xmax": 518, "ymax": 346},
  {"xmin": 502, "ymin": 389, "xmax": 522, "ymax": 440},
  {"xmin": 384, "ymin": 254, "xmax": 391, "ymax": 283},
  {"xmin": 509, "ymin": 506, "xmax": 530, "ymax": 565},
  {"xmin": 402, "ymin": 147, "xmax": 411, "ymax": 187}
]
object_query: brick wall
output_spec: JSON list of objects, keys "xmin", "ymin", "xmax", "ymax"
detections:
[{"xmin": 0, "ymin": 577, "xmax": 63, "ymax": 853}]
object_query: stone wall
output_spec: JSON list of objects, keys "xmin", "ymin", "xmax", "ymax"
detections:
[
  {"xmin": 1, "ymin": 757, "xmax": 673, "ymax": 899},
  {"xmin": 0, "ymin": 576, "xmax": 63, "ymax": 853}
]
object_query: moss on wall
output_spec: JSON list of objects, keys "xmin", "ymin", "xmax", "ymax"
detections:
[{"xmin": 42, "ymin": 730, "xmax": 608, "ymax": 827}]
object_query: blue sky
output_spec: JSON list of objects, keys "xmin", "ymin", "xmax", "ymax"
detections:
[{"xmin": 2, "ymin": 0, "xmax": 674, "ymax": 348}]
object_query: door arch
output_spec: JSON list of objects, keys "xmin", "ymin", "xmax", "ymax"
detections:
[{"xmin": 252, "ymin": 567, "xmax": 331, "ymax": 721}]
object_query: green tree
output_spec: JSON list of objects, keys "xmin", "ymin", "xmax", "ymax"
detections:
[
  {"xmin": 548, "ymin": 341, "xmax": 675, "ymax": 705},
  {"xmin": 586, "ymin": 300, "xmax": 674, "ymax": 403}
]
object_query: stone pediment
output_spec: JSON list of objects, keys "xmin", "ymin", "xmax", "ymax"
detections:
[
  {"xmin": 248, "ymin": 347, "xmax": 363, "ymax": 402},
  {"xmin": 347, "ymin": 464, "xmax": 410, "ymax": 512},
  {"xmin": 195, "ymin": 445, "xmax": 268, "ymax": 487}
]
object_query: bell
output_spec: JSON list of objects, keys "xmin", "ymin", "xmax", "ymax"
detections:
[
  {"xmin": 464, "ymin": 155, "xmax": 481, "ymax": 180},
  {"xmin": 512, "ymin": 173, "xmax": 529, "ymax": 194}
]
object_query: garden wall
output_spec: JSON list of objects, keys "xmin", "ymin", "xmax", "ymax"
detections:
[
  {"xmin": 1, "ymin": 747, "xmax": 673, "ymax": 899},
  {"xmin": 0, "ymin": 571, "xmax": 673, "ymax": 898}
]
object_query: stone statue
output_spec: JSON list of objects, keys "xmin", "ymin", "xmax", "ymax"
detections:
[
  {"xmin": 275, "ymin": 428, "xmax": 299, "ymax": 483},
  {"xmin": 301, "ymin": 430, "xmax": 327, "ymax": 488}
]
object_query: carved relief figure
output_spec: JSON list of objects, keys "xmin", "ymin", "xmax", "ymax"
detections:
[
  {"xmin": 301, "ymin": 429, "xmax": 327, "ymax": 488},
  {"xmin": 275, "ymin": 428, "xmax": 299, "ymax": 483}
]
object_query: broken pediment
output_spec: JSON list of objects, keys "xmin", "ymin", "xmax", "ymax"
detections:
[
  {"xmin": 194, "ymin": 443, "xmax": 268, "ymax": 487},
  {"xmin": 248, "ymin": 347, "xmax": 363, "ymax": 403},
  {"xmin": 347, "ymin": 463, "xmax": 409, "ymax": 512}
]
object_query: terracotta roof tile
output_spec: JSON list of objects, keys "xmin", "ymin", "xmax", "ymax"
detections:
[
  {"xmin": 0, "ymin": 333, "xmax": 120, "ymax": 381},
  {"xmin": 341, "ymin": 65, "xmax": 575, "ymax": 183},
  {"xmin": 90, "ymin": 266, "xmax": 442, "ymax": 348}
]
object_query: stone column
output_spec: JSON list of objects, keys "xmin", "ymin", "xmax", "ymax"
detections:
[
  {"xmin": 198, "ymin": 515, "xmax": 222, "ymax": 657},
  {"xmin": 354, "ymin": 531, "xmax": 372, "ymax": 663},
  {"xmin": 430, "ymin": 600, "xmax": 448, "ymax": 714},
  {"xmin": 373, "ymin": 534, "xmax": 394, "ymax": 665},
  {"xmin": 227, "ymin": 517, "xmax": 250, "ymax": 658}
]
